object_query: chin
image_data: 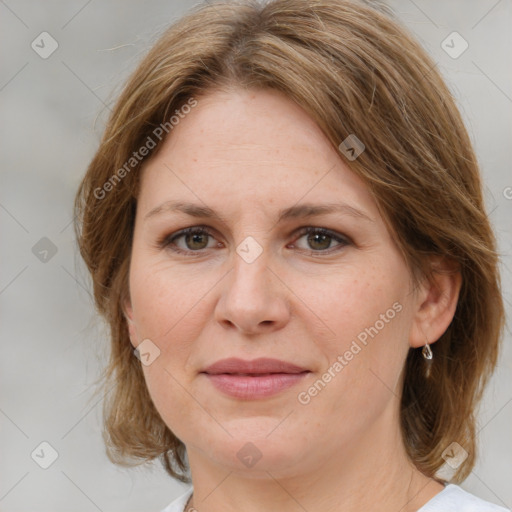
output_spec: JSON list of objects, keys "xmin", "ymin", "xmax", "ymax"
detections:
[{"xmin": 198, "ymin": 432, "xmax": 307, "ymax": 476}]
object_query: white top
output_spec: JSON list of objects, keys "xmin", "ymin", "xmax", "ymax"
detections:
[{"xmin": 160, "ymin": 484, "xmax": 510, "ymax": 512}]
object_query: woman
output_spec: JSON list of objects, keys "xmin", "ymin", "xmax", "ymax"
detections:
[{"xmin": 74, "ymin": 0, "xmax": 508, "ymax": 511}]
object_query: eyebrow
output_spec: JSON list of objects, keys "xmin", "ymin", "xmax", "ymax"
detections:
[{"xmin": 144, "ymin": 200, "xmax": 374, "ymax": 223}]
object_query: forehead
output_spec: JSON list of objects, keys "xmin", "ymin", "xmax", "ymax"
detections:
[{"xmin": 137, "ymin": 87, "xmax": 380, "ymax": 222}]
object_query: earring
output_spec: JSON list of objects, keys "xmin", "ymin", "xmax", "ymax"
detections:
[
  {"xmin": 422, "ymin": 340, "xmax": 433, "ymax": 378},
  {"xmin": 422, "ymin": 343, "xmax": 433, "ymax": 360}
]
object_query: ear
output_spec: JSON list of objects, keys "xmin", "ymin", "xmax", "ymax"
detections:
[
  {"xmin": 409, "ymin": 257, "xmax": 462, "ymax": 349},
  {"xmin": 123, "ymin": 297, "xmax": 139, "ymax": 348}
]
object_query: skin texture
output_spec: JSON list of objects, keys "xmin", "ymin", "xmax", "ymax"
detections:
[{"xmin": 124, "ymin": 87, "xmax": 461, "ymax": 512}]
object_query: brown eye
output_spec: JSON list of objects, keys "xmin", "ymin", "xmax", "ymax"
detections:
[
  {"xmin": 182, "ymin": 231, "xmax": 210, "ymax": 250},
  {"xmin": 160, "ymin": 227, "xmax": 217, "ymax": 254},
  {"xmin": 159, "ymin": 226, "xmax": 351, "ymax": 256},
  {"xmin": 291, "ymin": 227, "xmax": 351, "ymax": 253}
]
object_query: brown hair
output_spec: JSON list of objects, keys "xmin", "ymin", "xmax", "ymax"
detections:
[{"xmin": 74, "ymin": 0, "xmax": 505, "ymax": 484}]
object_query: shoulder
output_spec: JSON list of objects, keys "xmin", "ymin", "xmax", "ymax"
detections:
[
  {"xmin": 419, "ymin": 484, "xmax": 510, "ymax": 512},
  {"xmin": 160, "ymin": 486, "xmax": 194, "ymax": 512}
]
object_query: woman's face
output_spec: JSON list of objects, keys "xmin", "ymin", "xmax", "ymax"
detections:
[{"xmin": 125, "ymin": 87, "xmax": 426, "ymax": 477}]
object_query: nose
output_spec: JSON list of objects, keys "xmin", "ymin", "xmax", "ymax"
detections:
[{"xmin": 214, "ymin": 245, "xmax": 291, "ymax": 335}]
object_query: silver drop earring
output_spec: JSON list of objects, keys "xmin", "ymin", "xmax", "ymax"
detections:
[
  {"xmin": 422, "ymin": 343, "xmax": 433, "ymax": 360},
  {"xmin": 422, "ymin": 338, "xmax": 433, "ymax": 378}
]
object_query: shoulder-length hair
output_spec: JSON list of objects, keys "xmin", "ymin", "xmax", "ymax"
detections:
[{"xmin": 74, "ymin": 0, "xmax": 504, "ymax": 484}]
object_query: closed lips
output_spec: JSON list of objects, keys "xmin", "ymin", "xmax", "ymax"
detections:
[
  {"xmin": 201, "ymin": 357, "xmax": 310, "ymax": 375},
  {"xmin": 201, "ymin": 358, "xmax": 311, "ymax": 399},
  {"xmin": 210, "ymin": 372, "xmax": 308, "ymax": 376}
]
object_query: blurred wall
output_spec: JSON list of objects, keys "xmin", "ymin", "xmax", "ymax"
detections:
[{"xmin": 1, "ymin": 1, "xmax": 511, "ymax": 510}]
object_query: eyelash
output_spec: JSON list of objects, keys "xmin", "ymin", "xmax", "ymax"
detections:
[{"xmin": 157, "ymin": 226, "xmax": 352, "ymax": 256}]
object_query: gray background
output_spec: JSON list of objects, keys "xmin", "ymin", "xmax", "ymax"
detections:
[{"xmin": 1, "ymin": 0, "xmax": 511, "ymax": 511}]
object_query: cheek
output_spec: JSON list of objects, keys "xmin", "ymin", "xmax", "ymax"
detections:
[
  {"xmin": 128, "ymin": 258, "xmax": 217, "ymax": 428},
  {"xmin": 140, "ymin": 363, "xmax": 199, "ymax": 446},
  {"xmin": 311, "ymin": 263, "xmax": 408, "ymax": 345},
  {"xmin": 131, "ymin": 263, "xmax": 209, "ymax": 440},
  {"xmin": 129, "ymin": 256, "xmax": 215, "ymax": 342},
  {"xmin": 291, "ymin": 273, "xmax": 411, "ymax": 449},
  {"xmin": 304, "ymin": 261, "xmax": 411, "ymax": 396}
]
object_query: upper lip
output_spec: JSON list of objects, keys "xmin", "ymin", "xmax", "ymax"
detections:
[{"xmin": 201, "ymin": 357, "xmax": 310, "ymax": 375}]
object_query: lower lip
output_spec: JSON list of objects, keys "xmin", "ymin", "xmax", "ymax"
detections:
[{"xmin": 202, "ymin": 372, "xmax": 310, "ymax": 399}]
